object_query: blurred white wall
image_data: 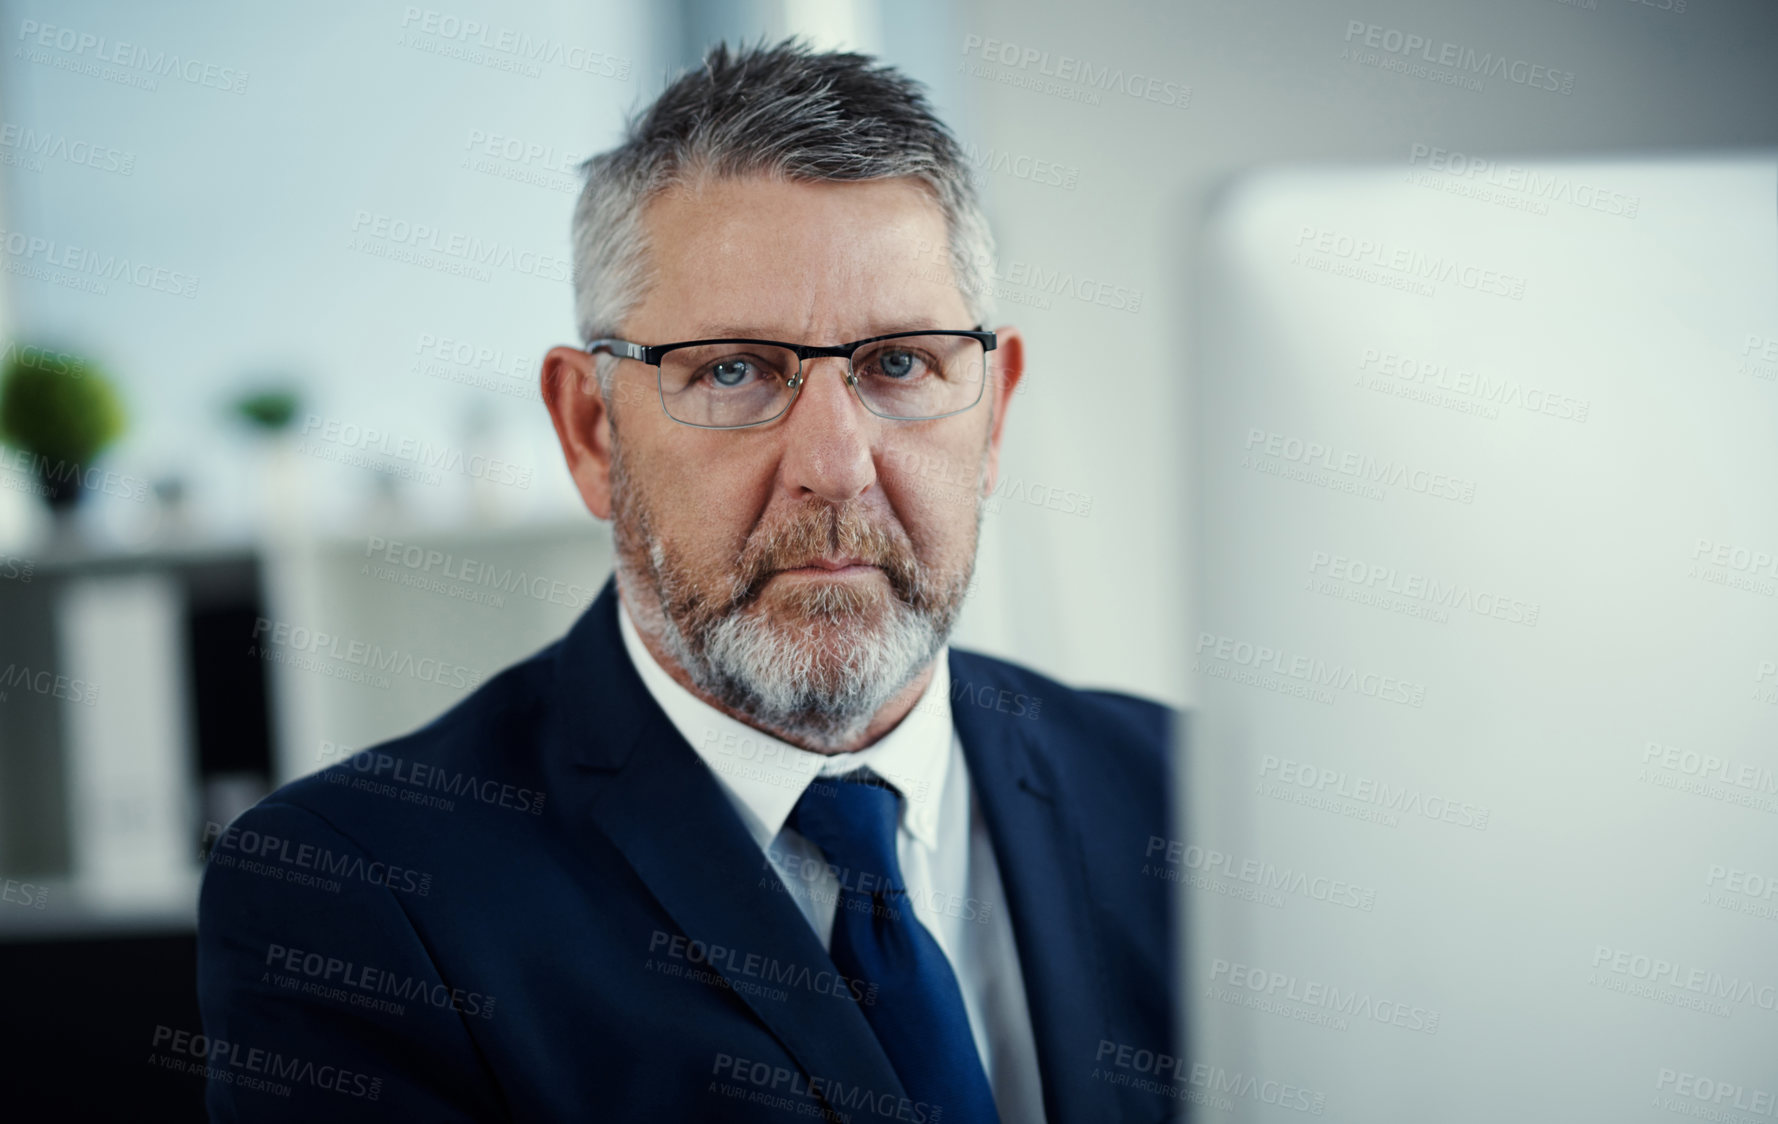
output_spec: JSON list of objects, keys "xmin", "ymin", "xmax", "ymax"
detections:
[{"xmin": 0, "ymin": 0, "xmax": 666, "ymax": 541}]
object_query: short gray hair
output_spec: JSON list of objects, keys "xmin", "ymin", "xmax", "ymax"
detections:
[{"xmin": 570, "ymin": 38, "xmax": 997, "ymax": 378}]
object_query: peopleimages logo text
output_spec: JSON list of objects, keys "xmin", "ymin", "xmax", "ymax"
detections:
[
  {"xmin": 1295, "ymin": 226, "xmax": 1525, "ymax": 301},
  {"xmin": 1209, "ymin": 958, "xmax": 1441, "ymax": 1034},
  {"xmin": 1593, "ymin": 945, "xmax": 1777, "ymax": 1012},
  {"xmin": 0, "ymin": 227, "xmax": 198, "ymax": 297},
  {"xmin": 363, "ymin": 536, "xmax": 591, "ymax": 609},
  {"xmin": 250, "ymin": 616, "xmax": 485, "ymax": 692},
  {"xmin": 397, "ymin": 7, "xmax": 630, "ymax": 80},
  {"xmin": 298, "ymin": 415, "xmax": 532, "ymax": 489},
  {"xmin": 960, "ymin": 33, "xmax": 1190, "ymax": 107},
  {"xmin": 200, "ymin": 820, "xmax": 432, "ymax": 897},
  {"xmin": 265, "ymin": 942, "xmax": 496, "ymax": 1019},
  {"xmin": 151, "ymin": 1025, "xmax": 381, "ymax": 1100},
  {"xmin": 1654, "ymin": 1069, "xmax": 1775, "ymax": 1117},
  {"xmin": 0, "ymin": 122, "xmax": 135, "ymax": 175},
  {"xmin": 713, "ymin": 1053, "xmax": 938, "ymax": 1122},
  {"xmin": 1196, "ymin": 631, "xmax": 1428, "ymax": 708},
  {"xmin": 1407, "ymin": 145, "xmax": 1638, "ymax": 218},
  {"xmin": 319, "ymin": 740, "xmax": 548, "ymax": 816},
  {"xmin": 1260, "ymin": 755, "xmax": 1490, "ymax": 830},
  {"xmin": 1342, "ymin": 20, "xmax": 1575, "ymax": 94},
  {"xmin": 1145, "ymin": 836, "xmax": 1377, "ymax": 911},
  {"xmin": 0, "ymin": 663, "xmax": 99, "ymax": 706},
  {"xmin": 0, "ymin": 445, "xmax": 152, "ymax": 504},
  {"xmin": 349, "ymin": 211, "xmax": 570, "ymax": 283},
  {"xmin": 16, "ymin": 20, "xmax": 250, "ymax": 93}
]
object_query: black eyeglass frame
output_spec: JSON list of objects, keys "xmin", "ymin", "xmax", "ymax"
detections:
[{"xmin": 584, "ymin": 327, "xmax": 998, "ymax": 429}]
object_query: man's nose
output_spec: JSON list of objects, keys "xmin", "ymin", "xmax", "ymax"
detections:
[{"xmin": 777, "ymin": 355, "xmax": 877, "ymax": 504}]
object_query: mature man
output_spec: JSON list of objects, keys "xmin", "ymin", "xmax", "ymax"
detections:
[{"xmin": 198, "ymin": 40, "xmax": 1176, "ymax": 1123}]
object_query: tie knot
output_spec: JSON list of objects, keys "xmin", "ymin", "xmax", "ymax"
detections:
[{"xmin": 787, "ymin": 769, "xmax": 905, "ymax": 898}]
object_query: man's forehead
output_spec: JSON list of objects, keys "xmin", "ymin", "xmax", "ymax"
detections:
[
  {"xmin": 642, "ymin": 174, "xmax": 948, "ymax": 263},
  {"xmin": 633, "ymin": 175, "xmax": 968, "ymax": 338}
]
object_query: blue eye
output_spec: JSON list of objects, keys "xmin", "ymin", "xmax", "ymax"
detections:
[
  {"xmin": 877, "ymin": 349, "xmax": 916, "ymax": 379},
  {"xmin": 710, "ymin": 358, "xmax": 756, "ymax": 387}
]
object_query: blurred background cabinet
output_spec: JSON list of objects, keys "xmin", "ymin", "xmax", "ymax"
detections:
[{"xmin": 0, "ymin": 519, "xmax": 608, "ymax": 940}]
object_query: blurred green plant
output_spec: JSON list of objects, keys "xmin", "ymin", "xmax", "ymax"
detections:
[
  {"xmin": 232, "ymin": 387, "xmax": 302, "ymax": 433},
  {"xmin": 0, "ymin": 344, "xmax": 126, "ymax": 482}
]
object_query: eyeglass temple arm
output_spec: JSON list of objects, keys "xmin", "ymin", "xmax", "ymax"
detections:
[{"xmin": 585, "ymin": 338, "xmax": 647, "ymax": 362}]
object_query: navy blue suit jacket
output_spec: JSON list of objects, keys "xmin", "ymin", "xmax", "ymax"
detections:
[{"xmin": 196, "ymin": 577, "xmax": 1178, "ymax": 1122}]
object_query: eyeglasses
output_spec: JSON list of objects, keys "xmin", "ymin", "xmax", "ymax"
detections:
[{"xmin": 585, "ymin": 328, "xmax": 997, "ymax": 429}]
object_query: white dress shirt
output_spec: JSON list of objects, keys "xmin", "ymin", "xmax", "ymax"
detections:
[{"xmin": 616, "ymin": 598, "xmax": 1047, "ymax": 1123}]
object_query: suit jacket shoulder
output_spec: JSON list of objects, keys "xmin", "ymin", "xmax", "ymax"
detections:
[
  {"xmin": 948, "ymin": 645, "xmax": 1175, "ymax": 808},
  {"xmin": 262, "ymin": 638, "xmax": 563, "ymax": 837}
]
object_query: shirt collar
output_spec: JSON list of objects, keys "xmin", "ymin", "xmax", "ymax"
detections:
[{"xmin": 615, "ymin": 593, "xmax": 953, "ymax": 853}]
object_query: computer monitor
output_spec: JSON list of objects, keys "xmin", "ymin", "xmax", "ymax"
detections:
[{"xmin": 1185, "ymin": 151, "xmax": 1778, "ymax": 1119}]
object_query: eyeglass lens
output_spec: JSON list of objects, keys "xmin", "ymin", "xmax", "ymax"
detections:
[{"xmin": 654, "ymin": 335, "xmax": 986, "ymax": 427}]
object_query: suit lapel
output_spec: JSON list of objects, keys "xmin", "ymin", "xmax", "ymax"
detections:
[
  {"xmin": 951, "ymin": 651, "xmax": 1115, "ymax": 1124},
  {"xmin": 549, "ymin": 582, "xmax": 909, "ymax": 1113}
]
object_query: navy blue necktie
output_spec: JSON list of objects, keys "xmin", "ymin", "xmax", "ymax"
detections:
[{"xmin": 787, "ymin": 769, "xmax": 1001, "ymax": 1124}]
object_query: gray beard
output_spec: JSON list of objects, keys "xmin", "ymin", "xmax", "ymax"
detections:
[{"xmin": 609, "ymin": 438, "xmax": 982, "ymax": 752}]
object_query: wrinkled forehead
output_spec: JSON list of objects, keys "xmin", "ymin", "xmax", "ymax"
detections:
[{"xmin": 632, "ymin": 174, "xmax": 970, "ymax": 339}]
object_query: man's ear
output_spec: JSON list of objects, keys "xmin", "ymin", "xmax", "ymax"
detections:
[
  {"xmin": 541, "ymin": 346, "xmax": 615, "ymax": 520},
  {"xmin": 980, "ymin": 325, "xmax": 1025, "ymax": 497}
]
